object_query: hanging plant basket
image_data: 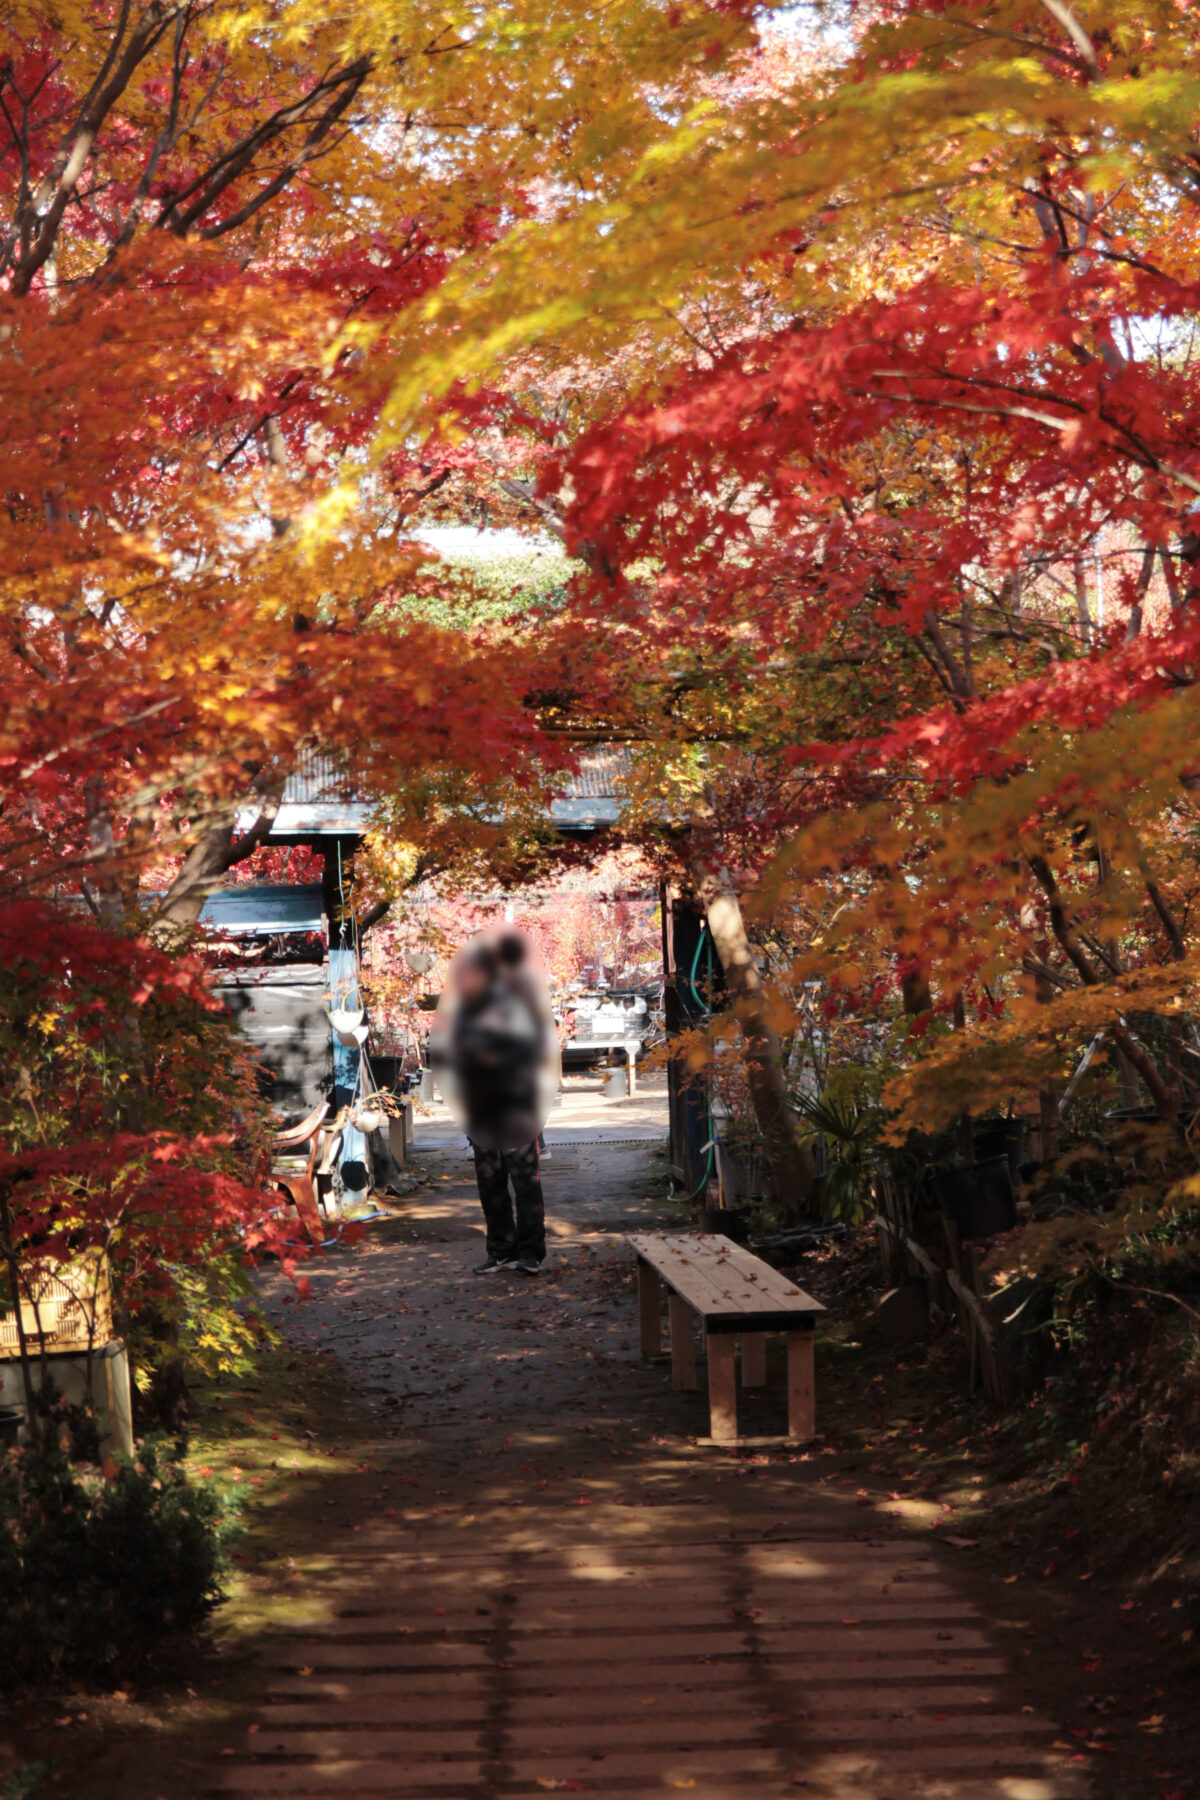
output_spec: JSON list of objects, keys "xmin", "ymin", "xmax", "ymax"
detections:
[{"xmin": 330, "ymin": 1006, "xmax": 365, "ymax": 1035}]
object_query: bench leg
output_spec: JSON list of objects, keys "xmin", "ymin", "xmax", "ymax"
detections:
[
  {"xmin": 787, "ymin": 1330, "xmax": 815, "ymax": 1440},
  {"xmin": 637, "ymin": 1260, "xmax": 662, "ymax": 1357},
  {"xmin": 668, "ymin": 1293, "xmax": 697, "ymax": 1388},
  {"xmin": 741, "ymin": 1331, "xmax": 767, "ymax": 1388},
  {"xmin": 707, "ymin": 1335, "xmax": 738, "ymax": 1442}
]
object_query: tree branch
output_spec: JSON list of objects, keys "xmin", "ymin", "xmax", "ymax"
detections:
[
  {"xmin": 12, "ymin": 2, "xmax": 182, "ymax": 296},
  {"xmin": 356, "ymin": 899, "xmax": 391, "ymax": 936},
  {"xmin": 1036, "ymin": 0, "xmax": 1099, "ymax": 71},
  {"xmin": 224, "ymin": 788, "xmax": 284, "ymax": 870},
  {"xmin": 1027, "ymin": 852, "xmax": 1102, "ymax": 987},
  {"xmin": 157, "ymin": 55, "xmax": 372, "ymax": 238}
]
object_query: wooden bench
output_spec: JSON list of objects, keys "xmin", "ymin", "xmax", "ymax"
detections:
[{"xmin": 629, "ymin": 1231, "xmax": 826, "ymax": 1445}]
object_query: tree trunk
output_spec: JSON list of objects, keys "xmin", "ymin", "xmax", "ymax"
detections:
[
  {"xmin": 149, "ymin": 815, "xmax": 241, "ymax": 947},
  {"xmin": 901, "ymin": 964, "xmax": 933, "ymax": 1017},
  {"xmin": 149, "ymin": 782, "xmax": 285, "ymax": 949},
  {"xmin": 952, "ymin": 990, "xmax": 974, "ymax": 1163},
  {"xmin": 687, "ymin": 845, "xmax": 818, "ymax": 1218},
  {"xmin": 1028, "ymin": 852, "xmax": 1180, "ymax": 1120},
  {"xmin": 0, "ymin": 1185, "xmax": 42, "ymax": 1447},
  {"xmin": 1019, "ymin": 900, "xmax": 1060, "ymax": 1159},
  {"xmin": 140, "ymin": 1306, "xmax": 191, "ymax": 1432}
]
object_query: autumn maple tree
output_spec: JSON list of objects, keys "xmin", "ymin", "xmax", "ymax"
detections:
[
  {"xmin": 0, "ymin": 0, "xmax": 768, "ymax": 1405},
  {"xmin": 360, "ymin": 1, "xmax": 1200, "ymax": 1231},
  {"xmin": 12, "ymin": 0, "xmax": 1200, "ymax": 1393}
]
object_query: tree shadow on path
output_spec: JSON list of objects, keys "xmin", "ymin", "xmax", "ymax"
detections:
[{"xmin": 7, "ymin": 1139, "xmax": 1091, "ymax": 1800}]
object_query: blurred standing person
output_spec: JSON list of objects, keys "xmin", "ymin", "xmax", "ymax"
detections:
[{"xmin": 430, "ymin": 933, "xmax": 556, "ymax": 1276}]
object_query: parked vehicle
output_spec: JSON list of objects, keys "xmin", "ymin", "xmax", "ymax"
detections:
[{"xmin": 560, "ymin": 986, "xmax": 653, "ymax": 1065}]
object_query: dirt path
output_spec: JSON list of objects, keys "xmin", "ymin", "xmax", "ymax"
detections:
[{"xmin": 202, "ymin": 1090, "xmax": 1089, "ymax": 1800}]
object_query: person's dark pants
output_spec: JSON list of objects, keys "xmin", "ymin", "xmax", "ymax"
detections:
[{"xmin": 472, "ymin": 1140, "xmax": 545, "ymax": 1263}]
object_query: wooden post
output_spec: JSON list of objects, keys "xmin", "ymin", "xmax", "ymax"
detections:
[
  {"xmin": 787, "ymin": 1330, "xmax": 815, "ymax": 1440},
  {"xmin": 103, "ymin": 1351, "xmax": 117, "ymax": 1444},
  {"xmin": 741, "ymin": 1331, "xmax": 767, "ymax": 1387},
  {"xmin": 668, "ymin": 1293, "xmax": 697, "ymax": 1388},
  {"xmin": 637, "ymin": 1260, "xmax": 662, "ymax": 1357},
  {"xmin": 707, "ymin": 1334, "xmax": 738, "ymax": 1442}
]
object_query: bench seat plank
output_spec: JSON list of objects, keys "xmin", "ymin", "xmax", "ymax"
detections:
[
  {"xmin": 629, "ymin": 1234, "xmax": 754, "ymax": 1319},
  {"xmin": 677, "ymin": 1234, "xmax": 824, "ymax": 1310},
  {"xmin": 629, "ymin": 1232, "xmax": 825, "ymax": 1333}
]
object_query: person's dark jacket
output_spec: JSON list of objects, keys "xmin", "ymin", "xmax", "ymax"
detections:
[{"xmin": 451, "ymin": 978, "xmax": 541, "ymax": 1151}]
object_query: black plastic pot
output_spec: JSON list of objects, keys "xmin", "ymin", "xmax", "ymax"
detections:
[
  {"xmin": 929, "ymin": 1154, "xmax": 1018, "ymax": 1240},
  {"xmin": 699, "ymin": 1205, "xmax": 751, "ymax": 1244},
  {"xmin": 370, "ymin": 1055, "xmax": 419, "ymax": 1096}
]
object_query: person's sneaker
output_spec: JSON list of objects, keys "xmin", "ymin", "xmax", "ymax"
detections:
[
  {"xmin": 512, "ymin": 1254, "xmax": 543, "ymax": 1275},
  {"xmin": 473, "ymin": 1254, "xmax": 514, "ymax": 1274}
]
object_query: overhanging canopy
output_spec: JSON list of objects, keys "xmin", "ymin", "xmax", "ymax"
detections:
[{"xmin": 199, "ymin": 884, "xmax": 325, "ymax": 938}]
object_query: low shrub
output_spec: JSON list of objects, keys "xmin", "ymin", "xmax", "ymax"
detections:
[{"xmin": 0, "ymin": 1392, "xmax": 239, "ymax": 1683}]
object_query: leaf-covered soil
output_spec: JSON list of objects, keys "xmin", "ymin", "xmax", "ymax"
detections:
[
  {"xmin": 783, "ymin": 1230, "xmax": 1200, "ymax": 1799},
  {"xmin": 2, "ymin": 1140, "xmax": 1197, "ymax": 1799}
]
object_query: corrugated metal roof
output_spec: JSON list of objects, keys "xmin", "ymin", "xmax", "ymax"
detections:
[
  {"xmin": 562, "ymin": 746, "xmax": 631, "ymax": 800},
  {"xmin": 283, "ymin": 751, "xmax": 355, "ymax": 804},
  {"xmin": 247, "ymin": 744, "xmax": 631, "ymax": 839},
  {"xmin": 280, "ymin": 745, "xmax": 631, "ymax": 800}
]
